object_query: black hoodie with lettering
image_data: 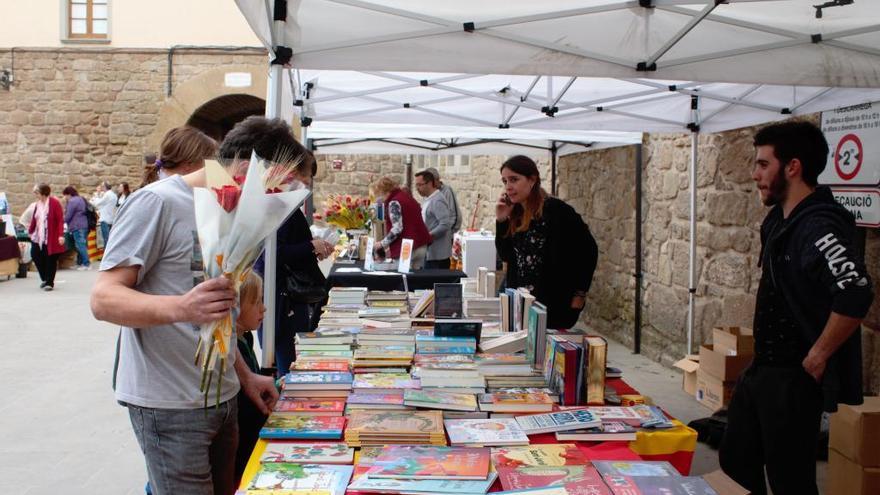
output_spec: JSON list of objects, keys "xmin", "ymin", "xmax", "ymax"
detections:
[{"xmin": 758, "ymin": 186, "xmax": 874, "ymax": 412}]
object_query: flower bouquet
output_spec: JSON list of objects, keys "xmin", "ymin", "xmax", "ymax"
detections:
[
  {"xmin": 314, "ymin": 194, "xmax": 371, "ymax": 230},
  {"xmin": 193, "ymin": 153, "xmax": 311, "ymax": 406}
]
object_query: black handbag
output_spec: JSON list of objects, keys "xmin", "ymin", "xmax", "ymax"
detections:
[{"xmin": 283, "ymin": 261, "xmax": 327, "ymax": 304}]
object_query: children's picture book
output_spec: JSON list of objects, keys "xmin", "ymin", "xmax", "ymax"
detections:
[
  {"xmin": 478, "ymin": 392, "xmax": 554, "ymax": 413},
  {"xmin": 353, "ymin": 373, "xmax": 421, "ymax": 392},
  {"xmin": 245, "ymin": 463, "xmax": 353, "ymax": 495},
  {"xmin": 283, "ymin": 372, "xmax": 353, "ymax": 389},
  {"xmin": 273, "ymin": 399, "xmax": 345, "ymax": 416},
  {"xmin": 627, "ymin": 476, "xmax": 719, "ymax": 495},
  {"xmin": 365, "ymin": 445, "xmax": 491, "ymax": 480},
  {"xmin": 346, "ymin": 393, "xmax": 407, "ymax": 409},
  {"xmin": 260, "ymin": 443, "xmax": 354, "ymax": 464},
  {"xmin": 444, "ymin": 418, "xmax": 530, "ymax": 446},
  {"xmin": 347, "ymin": 471, "xmax": 499, "ymax": 494},
  {"xmin": 258, "ymin": 415, "xmax": 346, "ymax": 440},
  {"xmin": 515, "ymin": 409, "xmax": 601, "ymax": 435},
  {"xmin": 404, "ymin": 390, "xmax": 478, "ymax": 412},
  {"xmin": 291, "ymin": 360, "xmax": 351, "ymax": 372},
  {"xmin": 345, "ymin": 410, "xmax": 445, "ymax": 435},
  {"xmin": 555, "ymin": 421, "xmax": 638, "ymax": 442},
  {"xmin": 490, "ymin": 444, "xmax": 589, "ymax": 468},
  {"xmin": 497, "ymin": 465, "xmax": 611, "ymax": 494},
  {"xmin": 592, "ymin": 460, "xmax": 679, "ymax": 478}
]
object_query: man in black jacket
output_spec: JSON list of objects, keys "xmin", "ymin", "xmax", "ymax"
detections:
[{"xmin": 719, "ymin": 121, "xmax": 874, "ymax": 495}]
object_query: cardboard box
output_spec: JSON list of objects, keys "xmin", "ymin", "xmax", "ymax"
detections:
[
  {"xmin": 829, "ymin": 396, "xmax": 880, "ymax": 467},
  {"xmin": 713, "ymin": 327, "xmax": 754, "ymax": 357},
  {"xmin": 703, "ymin": 470, "xmax": 750, "ymax": 495},
  {"xmin": 828, "ymin": 449, "xmax": 880, "ymax": 495},
  {"xmin": 699, "ymin": 344, "xmax": 751, "ymax": 381},
  {"xmin": 674, "ymin": 354, "xmax": 700, "ymax": 396},
  {"xmin": 696, "ymin": 370, "xmax": 735, "ymax": 411}
]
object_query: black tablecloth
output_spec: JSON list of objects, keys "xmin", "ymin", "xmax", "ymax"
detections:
[{"xmin": 327, "ymin": 260, "xmax": 466, "ymax": 291}]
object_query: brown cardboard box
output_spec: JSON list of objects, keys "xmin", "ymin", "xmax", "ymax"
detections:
[
  {"xmin": 703, "ymin": 470, "xmax": 751, "ymax": 495},
  {"xmin": 673, "ymin": 355, "xmax": 700, "ymax": 396},
  {"xmin": 828, "ymin": 449, "xmax": 880, "ymax": 494},
  {"xmin": 699, "ymin": 344, "xmax": 751, "ymax": 381},
  {"xmin": 713, "ymin": 327, "xmax": 754, "ymax": 357},
  {"xmin": 829, "ymin": 396, "xmax": 880, "ymax": 467},
  {"xmin": 696, "ymin": 370, "xmax": 735, "ymax": 411}
]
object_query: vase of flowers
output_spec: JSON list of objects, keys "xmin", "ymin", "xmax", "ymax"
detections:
[{"xmin": 314, "ymin": 194, "xmax": 372, "ymax": 230}]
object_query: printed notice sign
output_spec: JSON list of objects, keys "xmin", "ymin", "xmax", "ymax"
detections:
[
  {"xmin": 364, "ymin": 237, "xmax": 375, "ymax": 271},
  {"xmin": 397, "ymin": 238, "xmax": 414, "ymax": 273},
  {"xmin": 819, "ymin": 103, "xmax": 880, "ymax": 187},
  {"xmin": 831, "ymin": 188, "xmax": 880, "ymax": 228}
]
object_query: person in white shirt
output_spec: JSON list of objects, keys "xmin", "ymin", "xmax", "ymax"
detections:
[{"xmin": 91, "ymin": 181, "xmax": 118, "ymax": 245}]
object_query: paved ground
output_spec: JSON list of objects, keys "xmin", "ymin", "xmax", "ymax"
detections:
[{"xmin": 0, "ymin": 267, "xmax": 825, "ymax": 494}]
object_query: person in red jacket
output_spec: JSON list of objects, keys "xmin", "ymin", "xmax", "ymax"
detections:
[
  {"xmin": 28, "ymin": 183, "xmax": 66, "ymax": 291},
  {"xmin": 371, "ymin": 176, "xmax": 431, "ymax": 270}
]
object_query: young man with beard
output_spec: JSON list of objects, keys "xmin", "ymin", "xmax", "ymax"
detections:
[{"xmin": 719, "ymin": 121, "xmax": 873, "ymax": 495}]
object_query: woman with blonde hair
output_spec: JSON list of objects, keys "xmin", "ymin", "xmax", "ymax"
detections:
[
  {"xmin": 495, "ymin": 155, "xmax": 598, "ymax": 329},
  {"xmin": 139, "ymin": 126, "xmax": 217, "ymax": 188},
  {"xmin": 371, "ymin": 176, "xmax": 431, "ymax": 270}
]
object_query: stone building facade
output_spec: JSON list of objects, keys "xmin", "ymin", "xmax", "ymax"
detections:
[{"xmin": 1, "ymin": 48, "xmax": 878, "ymax": 393}]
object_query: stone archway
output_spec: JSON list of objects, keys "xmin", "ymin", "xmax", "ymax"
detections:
[
  {"xmin": 187, "ymin": 94, "xmax": 266, "ymax": 141},
  {"xmin": 148, "ymin": 64, "xmax": 268, "ymax": 150}
]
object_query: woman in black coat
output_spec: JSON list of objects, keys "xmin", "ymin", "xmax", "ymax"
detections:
[{"xmin": 495, "ymin": 155, "xmax": 598, "ymax": 329}]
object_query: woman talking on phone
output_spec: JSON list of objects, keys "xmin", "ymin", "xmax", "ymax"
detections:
[{"xmin": 495, "ymin": 155, "xmax": 598, "ymax": 329}]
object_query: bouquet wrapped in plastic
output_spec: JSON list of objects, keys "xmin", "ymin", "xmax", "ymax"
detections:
[{"xmin": 193, "ymin": 153, "xmax": 310, "ymax": 406}]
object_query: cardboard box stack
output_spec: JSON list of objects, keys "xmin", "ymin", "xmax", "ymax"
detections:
[
  {"xmin": 694, "ymin": 327, "xmax": 753, "ymax": 411},
  {"xmin": 827, "ymin": 396, "xmax": 880, "ymax": 494}
]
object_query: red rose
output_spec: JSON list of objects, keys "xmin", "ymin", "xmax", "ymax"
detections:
[{"xmin": 212, "ymin": 184, "xmax": 241, "ymax": 212}]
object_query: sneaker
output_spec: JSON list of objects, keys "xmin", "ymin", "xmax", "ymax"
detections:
[
  {"xmin": 40, "ymin": 281, "xmax": 47, "ymax": 289},
  {"xmin": 43, "ymin": 285, "xmax": 53, "ymax": 291}
]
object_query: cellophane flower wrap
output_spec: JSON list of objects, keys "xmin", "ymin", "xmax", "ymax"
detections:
[
  {"xmin": 313, "ymin": 194, "xmax": 371, "ymax": 230},
  {"xmin": 192, "ymin": 152, "xmax": 310, "ymax": 406}
]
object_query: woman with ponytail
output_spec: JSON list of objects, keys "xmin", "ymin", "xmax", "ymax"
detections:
[{"xmin": 495, "ymin": 155, "xmax": 598, "ymax": 329}]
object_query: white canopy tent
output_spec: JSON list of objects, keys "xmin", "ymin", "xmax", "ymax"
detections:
[{"xmin": 234, "ymin": 0, "xmax": 880, "ymax": 364}]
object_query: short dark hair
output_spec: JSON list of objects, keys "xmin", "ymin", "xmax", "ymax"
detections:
[
  {"xmin": 753, "ymin": 121, "xmax": 829, "ymax": 187},
  {"xmin": 62, "ymin": 185, "xmax": 78, "ymax": 196},
  {"xmin": 414, "ymin": 171, "xmax": 437, "ymax": 186},
  {"xmin": 218, "ymin": 116, "xmax": 315, "ymax": 176},
  {"xmin": 35, "ymin": 183, "xmax": 51, "ymax": 196}
]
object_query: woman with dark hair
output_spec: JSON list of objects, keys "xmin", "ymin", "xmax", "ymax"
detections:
[
  {"xmin": 140, "ymin": 127, "xmax": 217, "ymax": 188},
  {"xmin": 28, "ymin": 183, "xmax": 66, "ymax": 291},
  {"xmin": 495, "ymin": 155, "xmax": 598, "ymax": 329},
  {"xmin": 62, "ymin": 185, "xmax": 91, "ymax": 270},
  {"xmin": 117, "ymin": 182, "xmax": 131, "ymax": 207}
]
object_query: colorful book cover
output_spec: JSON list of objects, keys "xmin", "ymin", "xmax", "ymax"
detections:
[
  {"xmin": 291, "ymin": 360, "xmax": 351, "ymax": 372},
  {"xmin": 497, "ymin": 465, "xmax": 611, "ymax": 494},
  {"xmin": 476, "ymin": 353, "xmax": 529, "ymax": 365},
  {"xmin": 404, "ymin": 389, "xmax": 478, "ymax": 411},
  {"xmin": 414, "ymin": 354, "xmax": 475, "ymax": 364},
  {"xmin": 585, "ymin": 406, "xmax": 642, "ymax": 422},
  {"xmin": 444, "ymin": 418, "xmax": 530, "ymax": 446},
  {"xmin": 246, "ymin": 463, "xmax": 353, "ymax": 495},
  {"xmin": 480, "ymin": 393, "xmax": 554, "ymax": 406},
  {"xmin": 295, "ymin": 350, "xmax": 354, "ymax": 358},
  {"xmin": 260, "ymin": 443, "xmax": 354, "ymax": 464},
  {"xmin": 593, "ymin": 460, "xmax": 679, "ymax": 478},
  {"xmin": 490, "ymin": 444, "xmax": 589, "ymax": 468},
  {"xmin": 628, "ymin": 476, "xmax": 718, "ymax": 495},
  {"xmin": 353, "ymin": 373, "xmax": 421, "ymax": 391},
  {"xmin": 274, "ymin": 399, "xmax": 345, "ymax": 416},
  {"xmin": 345, "ymin": 410, "xmax": 444, "ymax": 435},
  {"xmin": 352, "ymin": 446, "xmax": 386, "ymax": 480},
  {"xmin": 348, "ymin": 471, "xmax": 498, "ymax": 494},
  {"xmin": 515, "ymin": 409, "xmax": 601, "ymax": 434},
  {"xmin": 283, "ymin": 372, "xmax": 353, "ymax": 386},
  {"xmin": 259, "ymin": 415, "xmax": 346, "ymax": 439},
  {"xmin": 347, "ymin": 393, "xmax": 405, "ymax": 406},
  {"xmin": 366, "ymin": 445, "xmax": 491, "ymax": 480},
  {"xmin": 556, "ymin": 421, "xmax": 638, "ymax": 441}
]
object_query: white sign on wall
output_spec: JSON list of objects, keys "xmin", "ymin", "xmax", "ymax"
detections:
[
  {"xmin": 819, "ymin": 103, "xmax": 880, "ymax": 187},
  {"xmin": 224, "ymin": 72, "xmax": 252, "ymax": 88},
  {"xmin": 831, "ymin": 188, "xmax": 880, "ymax": 228}
]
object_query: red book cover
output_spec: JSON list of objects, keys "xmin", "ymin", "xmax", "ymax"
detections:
[
  {"xmin": 552, "ymin": 341, "xmax": 581, "ymax": 406},
  {"xmin": 274, "ymin": 399, "xmax": 345, "ymax": 416},
  {"xmin": 497, "ymin": 465, "xmax": 611, "ymax": 494}
]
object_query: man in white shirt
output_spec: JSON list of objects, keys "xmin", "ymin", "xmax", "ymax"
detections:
[
  {"xmin": 91, "ymin": 181, "xmax": 117, "ymax": 245},
  {"xmin": 415, "ymin": 169, "xmax": 455, "ymax": 269}
]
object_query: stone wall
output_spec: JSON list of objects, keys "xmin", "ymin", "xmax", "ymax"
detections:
[{"xmin": 0, "ymin": 48, "xmax": 265, "ymax": 215}]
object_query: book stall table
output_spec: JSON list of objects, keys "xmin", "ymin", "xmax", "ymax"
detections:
[
  {"xmin": 0, "ymin": 236, "xmax": 21, "ymax": 279},
  {"xmin": 238, "ymin": 377, "xmax": 698, "ymax": 492},
  {"xmin": 327, "ymin": 261, "xmax": 467, "ymax": 291}
]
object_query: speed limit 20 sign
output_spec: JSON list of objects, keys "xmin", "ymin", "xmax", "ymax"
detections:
[{"xmin": 819, "ymin": 103, "xmax": 880, "ymax": 186}]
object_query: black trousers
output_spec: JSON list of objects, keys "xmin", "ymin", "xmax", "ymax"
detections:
[
  {"xmin": 424, "ymin": 258, "xmax": 451, "ymax": 269},
  {"xmin": 719, "ymin": 364, "xmax": 823, "ymax": 495},
  {"xmin": 31, "ymin": 243, "xmax": 60, "ymax": 286}
]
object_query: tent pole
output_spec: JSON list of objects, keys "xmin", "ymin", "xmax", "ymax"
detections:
[
  {"xmin": 634, "ymin": 142, "xmax": 643, "ymax": 354},
  {"xmin": 687, "ymin": 130, "xmax": 698, "ymax": 356},
  {"xmin": 261, "ymin": 0, "xmax": 288, "ymax": 372},
  {"xmin": 550, "ymin": 141, "xmax": 558, "ymax": 196}
]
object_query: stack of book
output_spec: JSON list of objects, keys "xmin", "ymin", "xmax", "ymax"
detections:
[
  {"xmin": 478, "ymin": 331, "xmax": 527, "ymax": 353},
  {"xmin": 403, "ymin": 389, "xmax": 478, "ymax": 412},
  {"xmin": 464, "ymin": 297, "xmax": 501, "ymax": 320},
  {"xmin": 419, "ymin": 373, "xmax": 486, "ymax": 395},
  {"xmin": 273, "ymin": 398, "xmax": 345, "ymax": 417},
  {"xmin": 328, "ymin": 286, "xmax": 368, "ymax": 306},
  {"xmin": 346, "ymin": 445, "xmax": 498, "ymax": 495},
  {"xmin": 367, "ymin": 290, "xmax": 410, "ymax": 312},
  {"xmin": 281, "ymin": 371, "xmax": 353, "ymax": 399},
  {"xmin": 593, "ymin": 460, "xmax": 717, "ymax": 494},
  {"xmin": 344, "ymin": 410, "xmax": 447, "ymax": 446},
  {"xmin": 514, "ymin": 409, "xmax": 602, "ymax": 435},
  {"xmin": 354, "ymin": 327, "xmax": 416, "ymax": 369},
  {"xmin": 294, "ymin": 331, "xmax": 354, "ymax": 361},
  {"xmin": 260, "ymin": 442, "xmax": 354, "ymax": 464},
  {"xmin": 345, "ymin": 392, "xmax": 411, "ymax": 413},
  {"xmin": 475, "ymin": 353, "xmax": 534, "ymax": 376},
  {"xmin": 444, "ymin": 418, "xmax": 530, "ymax": 446},
  {"xmin": 416, "ymin": 335, "xmax": 477, "ymax": 354},
  {"xmin": 412, "ymin": 355, "xmax": 479, "ymax": 381},
  {"xmin": 352, "ymin": 372, "xmax": 421, "ymax": 395},
  {"xmin": 477, "ymin": 391, "xmax": 555, "ymax": 414},
  {"xmin": 259, "ymin": 414, "xmax": 347, "ymax": 440}
]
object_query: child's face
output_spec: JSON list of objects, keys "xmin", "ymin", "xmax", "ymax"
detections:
[{"xmin": 237, "ymin": 293, "xmax": 266, "ymax": 334}]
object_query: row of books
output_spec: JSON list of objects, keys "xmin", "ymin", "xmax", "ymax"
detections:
[{"xmin": 244, "ymin": 442, "xmax": 720, "ymax": 495}]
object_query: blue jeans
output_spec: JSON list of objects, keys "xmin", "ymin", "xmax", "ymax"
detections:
[
  {"xmin": 100, "ymin": 221, "xmax": 111, "ymax": 247},
  {"xmin": 72, "ymin": 228, "xmax": 90, "ymax": 267},
  {"xmin": 126, "ymin": 400, "xmax": 239, "ymax": 495}
]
